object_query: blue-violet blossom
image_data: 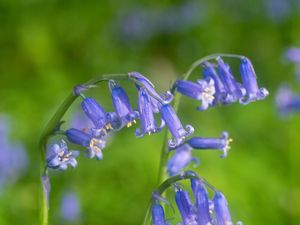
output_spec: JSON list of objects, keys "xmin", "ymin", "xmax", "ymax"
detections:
[{"xmin": 213, "ymin": 191, "xmax": 233, "ymax": 225}]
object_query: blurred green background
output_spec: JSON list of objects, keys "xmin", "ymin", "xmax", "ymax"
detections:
[{"xmin": 0, "ymin": 0, "xmax": 300, "ymax": 224}]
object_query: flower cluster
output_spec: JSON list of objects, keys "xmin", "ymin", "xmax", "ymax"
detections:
[
  {"xmin": 152, "ymin": 176, "xmax": 240, "ymax": 225},
  {"xmin": 41, "ymin": 54, "xmax": 268, "ymax": 225},
  {"xmin": 174, "ymin": 56, "xmax": 268, "ymax": 110}
]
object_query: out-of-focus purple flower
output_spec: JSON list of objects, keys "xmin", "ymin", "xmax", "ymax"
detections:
[
  {"xmin": 190, "ymin": 179, "xmax": 213, "ymax": 225},
  {"xmin": 217, "ymin": 57, "xmax": 245, "ymax": 104},
  {"xmin": 265, "ymin": 0, "xmax": 291, "ymax": 23},
  {"xmin": 213, "ymin": 191, "xmax": 232, "ymax": 225},
  {"xmin": 109, "ymin": 80, "xmax": 139, "ymax": 128},
  {"xmin": 175, "ymin": 79, "xmax": 215, "ymax": 111},
  {"xmin": 66, "ymin": 128, "xmax": 106, "ymax": 160},
  {"xmin": 275, "ymin": 84, "xmax": 300, "ymax": 117},
  {"xmin": 60, "ymin": 192, "xmax": 81, "ymax": 222},
  {"xmin": 41, "ymin": 175, "xmax": 50, "ymax": 209},
  {"xmin": 151, "ymin": 203, "xmax": 169, "ymax": 225},
  {"xmin": 135, "ymin": 88, "xmax": 164, "ymax": 137},
  {"xmin": 188, "ymin": 132, "xmax": 232, "ymax": 158},
  {"xmin": 239, "ymin": 57, "xmax": 269, "ymax": 104},
  {"xmin": 159, "ymin": 104, "xmax": 194, "ymax": 148},
  {"xmin": 69, "ymin": 111, "xmax": 93, "ymax": 132},
  {"xmin": 175, "ymin": 189, "xmax": 197, "ymax": 225},
  {"xmin": 167, "ymin": 144, "xmax": 195, "ymax": 176},
  {"xmin": 284, "ymin": 47, "xmax": 300, "ymax": 63},
  {"xmin": 46, "ymin": 140, "xmax": 80, "ymax": 170},
  {"xmin": 0, "ymin": 116, "xmax": 28, "ymax": 191}
]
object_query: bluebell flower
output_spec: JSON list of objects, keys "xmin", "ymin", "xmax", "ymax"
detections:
[
  {"xmin": 190, "ymin": 179, "xmax": 213, "ymax": 225},
  {"xmin": 239, "ymin": 58, "xmax": 269, "ymax": 104},
  {"xmin": 275, "ymin": 84, "xmax": 300, "ymax": 117},
  {"xmin": 175, "ymin": 79, "xmax": 215, "ymax": 111},
  {"xmin": 66, "ymin": 128, "xmax": 106, "ymax": 160},
  {"xmin": 151, "ymin": 203, "xmax": 169, "ymax": 225},
  {"xmin": 167, "ymin": 144, "xmax": 195, "ymax": 176},
  {"xmin": 213, "ymin": 191, "xmax": 232, "ymax": 225},
  {"xmin": 81, "ymin": 97, "xmax": 112, "ymax": 134},
  {"xmin": 188, "ymin": 132, "xmax": 232, "ymax": 158},
  {"xmin": 46, "ymin": 140, "xmax": 80, "ymax": 170},
  {"xmin": 217, "ymin": 57, "xmax": 245, "ymax": 104},
  {"xmin": 129, "ymin": 71, "xmax": 173, "ymax": 111},
  {"xmin": 135, "ymin": 87, "xmax": 164, "ymax": 137},
  {"xmin": 60, "ymin": 192, "xmax": 81, "ymax": 222},
  {"xmin": 108, "ymin": 80, "xmax": 139, "ymax": 128},
  {"xmin": 285, "ymin": 47, "xmax": 300, "ymax": 63},
  {"xmin": 203, "ymin": 62, "xmax": 227, "ymax": 105},
  {"xmin": 159, "ymin": 104, "xmax": 194, "ymax": 148},
  {"xmin": 175, "ymin": 189, "xmax": 197, "ymax": 225}
]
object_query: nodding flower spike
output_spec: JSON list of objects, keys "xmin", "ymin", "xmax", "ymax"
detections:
[
  {"xmin": 151, "ymin": 203, "xmax": 169, "ymax": 225},
  {"xmin": 217, "ymin": 57, "xmax": 245, "ymax": 104},
  {"xmin": 213, "ymin": 191, "xmax": 233, "ymax": 225},
  {"xmin": 135, "ymin": 88, "xmax": 164, "ymax": 137},
  {"xmin": 159, "ymin": 104, "xmax": 194, "ymax": 148},
  {"xmin": 190, "ymin": 179, "xmax": 213, "ymax": 225},
  {"xmin": 188, "ymin": 132, "xmax": 232, "ymax": 158},
  {"xmin": 128, "ymin": 72, "xmax": 173, "ymax": 105},
  {"xmin": 167, "ymin": 144, "xmax": 195, "ymax": 176},
  {"xmin": 66, "ymin": 128, "xmax": 105, "ymax": 160},
  {"xmin": 108, "ymin": 80, "xmax": 139, "ymax": 128},
  {"xmin": 81, "ymin": 98, "xmax": 111, "ymax": 134},
  {"xmin": 175, "ymin": 189, "xmax": 197, "ymax": 225},
  {"xmin": 46, "ymin": 140, "xmax": 80, "ymax": 170},
  {"xmin": 203, "ymin": 62, "xmax": 227, "ymax": 105},
  {"xmin": 239, "ymin": 57, "xmax": 269, "ymax": 104},
  {"xmin": 175, "ymin": 79, "xmax": 215, "ymax": 111}
]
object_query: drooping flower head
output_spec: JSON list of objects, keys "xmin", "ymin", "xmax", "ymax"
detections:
[
  {"xmin": 188, "ymin": 132, "xmax": 232, "ymax": 158},
  {"xmin": 217, "ymin": 57, "xmax": 245, "ymax": 104},
  {"xmin": 159, "ymin": 104, "xmax": 194, "ymax": 148},
  {"xmin": 66, "ymin": 128, "xmax": 106, "ymax": 160},
  {"xmin": 175, "ymin": 188, "xmax": 198, "ymax": 225},
  {"xmin": 108, "ymin": 80, "xmax": 139, "ymax": 128},
  {"xmin": 239, "ymin": 57, "xmax": 269, "ymax": 104},
  {"xmin": 174, "ymin": 79, "xmax": 215, "ymax": 111},
  {"xmin": 135, "ymin": 87, "xmax": 164, "ymax": 137},
  {"xmin": 190, "ymin": 179, "xmax": 213, "ymax": 225},
  {"xmin": 151, "ymin": 203, "xmax": 169, "ymax": 225},
  {"xmin": 46, "ymin": 140, "xmax": 80, "ymax": 170},
  {"xmin": 213, "ymin": 191, "xmax": 233, "ymax": 225},
  {"xmin": 167, "ymin": 144, "xmax": 194, "ymax": 176}
]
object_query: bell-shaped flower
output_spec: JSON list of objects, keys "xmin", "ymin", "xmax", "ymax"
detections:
[
  {"xmin": 135, "ymin": 87, "xmax": 164, "ymax": 137},
  {"xmin": 213, "ymin": 191, "xmax": 233, "ymax": 225},
  {"xmin": 175, "ymin": 79, "xmax": 215, "ymax": 111},
  {"xmin": 166, "ymin": 144, "xmax": 195, "ymax": 176},
  {"xmin": 190, "ymin": 179, "xmax": 213, "ymax": 225},
  {"xmin": 239, "ymin": 57, "xmax": 268, "ymax": 104},
  {"xmin": 66, "ymin": 128, "xmax": 106, "ymax": 160},
  {"xmin": 188, "ymin": 132, "xmax": 232, "ymax": 158},
  {"xmin": 152, "ymin": 203, "xmax": 169, "ymax": 225},
  {"xmin": 46, "ymin": 140, "xmax": 80, "ymax": 170},
  {"xmin": 108, "ymin": 80, "xmax": 139, "ymax": 128},
  {"xmin": 203, "ymin": 62, "xmax": 227, "ymax": 105},
  {"xmin": 175, "ymin": 189, "xmax": 197, "ymax": 225},
  {"xmin": 217, "ymin": 57, "xmax": 245, "ymax": 104},
  {"xmin": 81, "ymin": 98, "xmax": 112, "ymax": 135},
  {"xmin": 159, "ymin": 104, "xmax": 194, "ymax": 148}
]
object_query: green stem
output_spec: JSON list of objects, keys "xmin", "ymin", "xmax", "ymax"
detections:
[{"xmin": 39, "ymin": 74, "xmax": 128, "ymax": 225}]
